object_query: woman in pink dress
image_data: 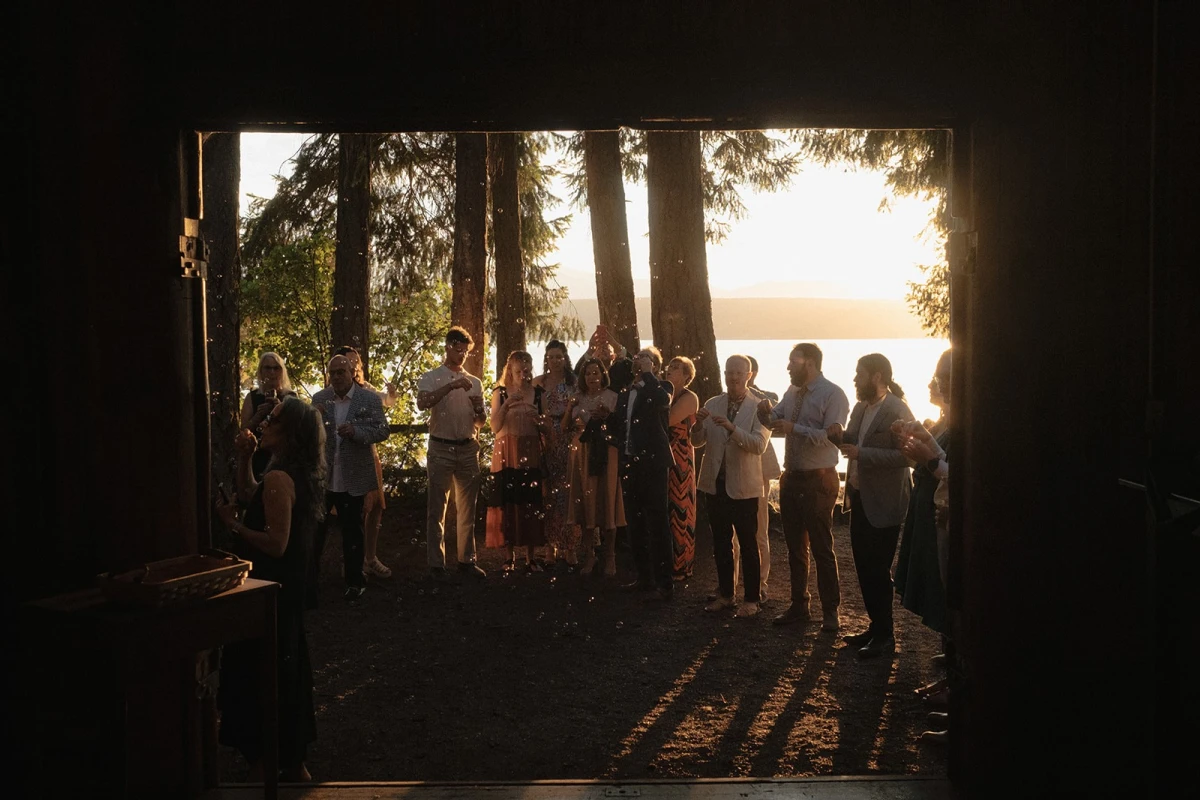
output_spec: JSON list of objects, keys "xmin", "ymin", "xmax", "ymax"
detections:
[
  {"xmin": 665, "ymin": 356, "xmax": 700, "ymax": 580},
  {"xmin": 486, "ymin": 351, "xmax": 548, "ymax": 572}
]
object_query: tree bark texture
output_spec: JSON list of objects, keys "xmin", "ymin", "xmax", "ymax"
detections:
[
  {"xmin": 452, "ymin": 133, "xmax": 489, "ymax": 380},
  {"xmin": 646, "ymin": 131, "xmax": 720, "ymax": 404},
  {"xmin": 584, "ymin": 131, "xmax": 640, "ymax": 353},
  {"xmin": 333, "ymin": 133, "xmax": 373, "ymax": 374},
  {"xmin": 488, "ymin": 133, "xmax": 526, "ymax": 378},
  {"xmin": 201, "ymin": 132, "xmax": 241, "ymax": 541}
]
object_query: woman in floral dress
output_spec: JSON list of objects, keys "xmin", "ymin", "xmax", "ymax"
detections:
[{"xmin": 534, "ymin": 340, "xmax": 578, "ymax": 568}]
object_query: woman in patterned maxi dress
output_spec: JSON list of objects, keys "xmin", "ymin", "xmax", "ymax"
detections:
[
  {"xmin": 665, "ymin": 356, "xmax": 700, "ymax": 580},
  {"xmin": 534, "ymin": 340, "xmax": 578, "ymax": 568}
]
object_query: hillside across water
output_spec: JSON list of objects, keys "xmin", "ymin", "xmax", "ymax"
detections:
[{"xmin": 562, "ymin": 297, "xmax": 926, "ymax": 340}]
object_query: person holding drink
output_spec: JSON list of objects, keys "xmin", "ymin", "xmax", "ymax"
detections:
[
  {"xmin": 215, "ymin": 396, "xmax": 325, "ymax": 782},
  {"xmin": 565, "ymin": 357, "xmax": 624, "ymax": 576},
  {"xmin": 240, "ymin": 352, "xmax": 298, "ymax": 479},
  {"xmin": 417, "ymin": 326, "xmax": 488, "ymax": 579}
]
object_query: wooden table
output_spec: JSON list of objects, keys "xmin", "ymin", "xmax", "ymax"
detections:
[{"xmin": 24, "ymin": 578, "xmax": 280, "ymax": 799}]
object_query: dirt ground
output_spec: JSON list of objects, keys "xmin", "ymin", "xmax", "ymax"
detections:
[{"xmin": 223, "ymin": 499, "xmax": 947, "ymax": 782}]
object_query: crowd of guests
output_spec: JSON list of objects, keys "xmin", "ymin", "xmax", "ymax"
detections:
[{"xmin": 212, "ymin": 323, "xmax": 956, "ymax": 779}]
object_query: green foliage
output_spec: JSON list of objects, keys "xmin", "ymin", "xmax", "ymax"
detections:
[
  {"xmin": 700, "ymin": 130, "xmax": 804, "ymax": 244},
  {"xmin": 371, "ymin": 281, "xmax": 452, "ymax": 476},
  {"xmin": 505, "ymin": 133, "xmax": 583, "ymax": 343},
  {"xmin": 240, "ymin": 132, "xmax": 582, "ymax": 477},
  {"xmin": 559, "ymin": 129, "xmax": 801, "ymax": 245},
  {"xmin": 793, "ymin": 129, "xmax": 951, "ymax": 337},
  {"xmin": 242, "ymin": 133, "xmax": 457, "ymax": 294},
  {"xmin": 239, "ymin": 234, "xmax": 336, "ymax": 391}
]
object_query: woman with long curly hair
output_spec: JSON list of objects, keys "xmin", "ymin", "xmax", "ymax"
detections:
[
  {"xmin": 534, "ymin": 340, "xmax": 578, "ymax": 568},
  {"xmin": 564, "ymin": 357, "xmax": 624, "ymax": 576},
  {"xmin": 216, "ymin": 396, "xmax": 325, "ymax": 782}
]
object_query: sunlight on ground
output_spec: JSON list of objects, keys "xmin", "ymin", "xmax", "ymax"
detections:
[
  {"xmin": 605, "ymin": 639, "xmax": 718, "ymax": 774},
  {"xmin": 866, "ymin": 665, "xmax": 901, "ymax": 770},
  {"xmin": 652, "ymin": 694, "xmax": 743, "ymax": 773},
  {"xmin": 778, "ymin": 656, "xmax": 841, "ymax": 774}
]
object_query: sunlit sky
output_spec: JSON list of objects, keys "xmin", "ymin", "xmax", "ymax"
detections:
[{"xmin": 239, "ymin": 132, "xmax": 941, "ymax": 301}]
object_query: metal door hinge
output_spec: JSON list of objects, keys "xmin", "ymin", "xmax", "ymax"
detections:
[
  {"xmin": 950, "ymin": 230, "xmax": 977, "ymax": 276},
  {"xmin": 180, "ymin": 217, "xmax": 208, "ymax": 279}
]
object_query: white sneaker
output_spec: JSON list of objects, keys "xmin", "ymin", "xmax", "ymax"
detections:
[
  {"xmin": 735, "ymin": 602, "xmax": 760, "ymax": 618},
  {"xmin": 365, "ymin": 558, "xmax": 392, "ymax": 578}
]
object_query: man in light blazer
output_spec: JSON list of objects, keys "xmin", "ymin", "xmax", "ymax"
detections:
[
  {"xmin": 693, "ymin": 355, "xmax": 772, "ymax": 618},
  {"xmin": 838, "ymin": 353, "xmax": 915, "ymax": 657},
  {"xmin": 311, "ymin": 354, "xmax": 391, "ymax": 601}
]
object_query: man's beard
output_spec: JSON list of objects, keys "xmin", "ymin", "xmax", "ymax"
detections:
[
  {"xmin": 789, "ymin": 369, "xmax": 807, "ymax": 387},
  {"xmin": 855, "ymin": 383, "xmax": 876, "ymax": 402}
]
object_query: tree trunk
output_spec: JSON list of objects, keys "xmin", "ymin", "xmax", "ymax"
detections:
[
  {"xmin": 584, "ymin": 131, "xmax": 639, "ymax": 353},
  {"xmin": 201, "ymin": 131, "xmax": 240, "ymax": 543},
  {"xmin": 333, "ymin": 133, "xmax": 373, "ymax": 374},
  {"xmin": 646, "ymin": 131, "xmax": 720, "ymax": 403},
  {"xmin": 488, "ymin": 132, "xmax": 525, "ymax": 377},
  {"xmin": 452, "ymin": 133, "xmax": 489, "ymax": 380}
]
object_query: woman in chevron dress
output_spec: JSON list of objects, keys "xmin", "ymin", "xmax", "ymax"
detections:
[{"xmin": 664, "ymin": 356, "xmax": 700, "ymax": 580}]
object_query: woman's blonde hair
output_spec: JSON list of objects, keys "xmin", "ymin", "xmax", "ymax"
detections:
[{"xmin": 256, "ymin": 352, "xmax": 293, "ymax": 392}]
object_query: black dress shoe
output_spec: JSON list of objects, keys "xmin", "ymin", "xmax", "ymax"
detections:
[
  {"xmin": 621, "ymin": 579, "xmax": 654, "ymax": 592},
  {"xmin": 842, "ymin": 630, "xmax": 874, "ymax": 646},
  {"xmin": 343, "ymin": 586, "xmax": 366, "ymax": 601},
  {"xmin": 457, "ymin": 562, "xmax": 487, "ymax": 579},
  {"xmin": 771, "ymin": 605, "xmax": 811, "ymax": 627},
  {"xmin": 857, "ymin": 635, "xmax": 896, "ymax": 659}
]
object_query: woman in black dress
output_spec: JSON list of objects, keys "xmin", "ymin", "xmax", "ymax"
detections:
[
  {"xmin": 216, "ymin": 396, "xmax": 325, "ymax": 782},
  {"xmin": 240, "ymin": 352, "xmax": 299, "ymax": 480}
]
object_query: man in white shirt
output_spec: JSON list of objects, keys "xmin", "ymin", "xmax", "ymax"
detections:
[
  {"xmin": 839, "ymin": 353, "xmax": 915, "ymax": 658},
  {"xmin": 417, "ymin": 326, "xmax": 488, "ymax": 579}
]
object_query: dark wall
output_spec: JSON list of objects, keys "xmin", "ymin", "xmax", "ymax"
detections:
[
  {"xmin": 7, "ymin": 1, "xmax": 1193, "ymax": 796},
  {"xmin": 955, "ymin": 4, "xmax": 1158, "ymax": 795}
]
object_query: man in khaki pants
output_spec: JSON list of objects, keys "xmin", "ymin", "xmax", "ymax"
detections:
[
  {"xmin": 734, "ymin": 356, "xmax": 780, "ymax": 604},
  {"xmin": 417, "ymin": 326, "xmax": 488, "ymax": 579}
]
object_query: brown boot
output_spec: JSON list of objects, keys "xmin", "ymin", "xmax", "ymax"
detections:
[{"xmin": 580, "ymin": 537, "xmax": 598, "ymax": 575}]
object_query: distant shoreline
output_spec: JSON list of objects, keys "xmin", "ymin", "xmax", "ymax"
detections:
[{"xmin": 561, "ymin": 296, "xmax": 927, "ymax": 340}]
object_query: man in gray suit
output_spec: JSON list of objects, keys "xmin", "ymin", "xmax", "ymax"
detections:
[
  {"xmin": 312, "ymin": 354, "xmax": 391, "ymax": 600},
  {"xmin": 839, "ymin": 353, "xmax": 915, "ymax": 658}
]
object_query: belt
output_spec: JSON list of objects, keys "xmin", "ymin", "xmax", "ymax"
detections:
[
  {"xmin": 784, "ymin": 466, "xmax": 837, "ymax": 475},
  {"xmin": 430, "ymin": 435, "xmax": 474, "ymax": 446}
]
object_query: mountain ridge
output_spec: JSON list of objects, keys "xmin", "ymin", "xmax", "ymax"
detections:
[{"xmin": 560, "ymin": 296, "xmax": 926, "ymax": 340}]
